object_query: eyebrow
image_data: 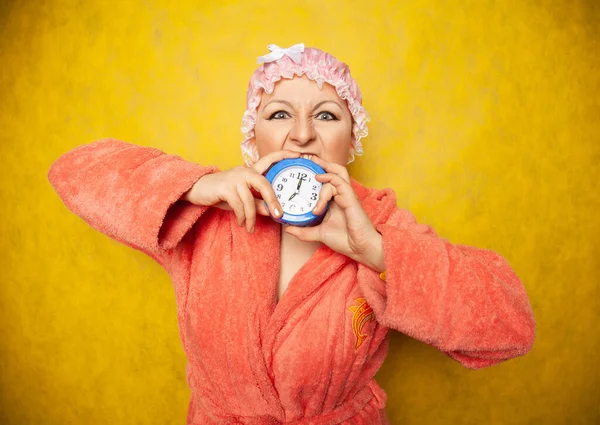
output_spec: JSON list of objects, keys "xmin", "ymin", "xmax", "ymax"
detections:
[{"xmin": 263, "ymin": 99, "xmax": 344, "ymax": 112}]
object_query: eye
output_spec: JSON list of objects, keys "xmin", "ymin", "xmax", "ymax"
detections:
[
  {"xmin": 316, "ymin": 111, "xmax": 339, "ymax": 121},
  {"xmin": 268, "ymin": 111, "xmax": 291, "ymax": 120}
]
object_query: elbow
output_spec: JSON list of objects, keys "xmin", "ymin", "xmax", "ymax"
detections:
[
  {"xmin": 47, "ymin": 147, "xmax": 77, "ymax": 190},
  {"xmin": 440, "ymin": 298, "xmax": 537, "ymax": 370},
  {"xmin": 519, "ymin": 310, "xmax": 537, "ymax": 355},
  {"xmin": 445, "ymin": 351, "xmax": 507, "ymax": 370},
  {"xmin": 448, "ymin": 314, "xmax": 537, "ymax": 370},
  {"xmin": 47, "ymin": 155, "xmax": 76, "ymax": 202},
  {"xmin": 504, "ymin": 286, "xmax": 537, "ymax": 358},
  {"xmin": 47, "ymin": 157, "xmax": 66, "ymax": 193}
]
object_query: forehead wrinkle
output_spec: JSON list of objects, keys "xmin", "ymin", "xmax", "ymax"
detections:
[
  {"xmin": 312, "ymin": 100, "xmax": 344, "ymax": 112},
  {"xmin": 262, "ymin": 99, "xmax": 295, "ymax": 110},
  {"xmin": 261, "ymin": 97, "xmax": 346, "ymax": 114},
  {"xmin": 259, "ymin": 77, "xmax": 349, "ymax": 116}
]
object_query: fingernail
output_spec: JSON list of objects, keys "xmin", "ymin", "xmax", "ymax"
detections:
[
  {"xmin": 250, "ymin": 226, "xmax": 255, "ymax": 233},
  {"xmin": 274, "ymin": 208, "xmax": 281, "ymax": 217}
]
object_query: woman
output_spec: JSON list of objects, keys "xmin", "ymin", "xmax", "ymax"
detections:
[{"xmin": 48, "ymin": 44, "xmax": 536, "ymax": 425}]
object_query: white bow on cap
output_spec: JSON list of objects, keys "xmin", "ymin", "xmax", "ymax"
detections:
[{"xmin": 257, "ymin": 43, "xmax": 305, "ymax": 64}]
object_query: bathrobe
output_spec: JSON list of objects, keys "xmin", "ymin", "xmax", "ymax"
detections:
[{"xmin": 47, "ymin": 139, "xmax": 536, "ymax": 425}]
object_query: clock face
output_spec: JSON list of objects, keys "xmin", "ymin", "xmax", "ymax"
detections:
[{"xmin": 272, "ymin": 166, "xmax": 322, "ymax": 215}]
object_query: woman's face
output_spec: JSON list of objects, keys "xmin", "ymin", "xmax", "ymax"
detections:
[{"xmin": 253, "ymin": 76, "xmax": 353, "ymax": 166}]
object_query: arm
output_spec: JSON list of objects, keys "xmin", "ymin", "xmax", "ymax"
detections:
[
  {"xmin": 47, "ymin": 138, "xmax": 219, "ymax": 265},
  {"xmin": 357, "ymin": 208, "xmax": 536, "ymax": 369}
]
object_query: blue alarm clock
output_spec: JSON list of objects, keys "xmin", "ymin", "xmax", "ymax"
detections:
[{"xmin": 264, "ymin": 158, "xmax": 329, "ymax": 227}]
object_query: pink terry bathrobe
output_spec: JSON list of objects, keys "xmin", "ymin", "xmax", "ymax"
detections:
[{"xmin": 48, "ymin": 139, "xmax": 536, "ymax": 425}]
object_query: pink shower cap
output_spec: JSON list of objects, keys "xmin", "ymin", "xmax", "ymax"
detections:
[{"xmin": 240, "ymin": 43, "xmax": 370, "ymax": 165}]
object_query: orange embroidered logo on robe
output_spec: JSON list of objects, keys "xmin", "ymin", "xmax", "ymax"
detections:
[{"xmin": 348, "ymin": 298, "xmax": 375, "ymax": 349}]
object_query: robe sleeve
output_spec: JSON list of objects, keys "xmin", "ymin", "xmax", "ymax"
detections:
[
  {"xmin": 47, "ymin": 138, "xmax": 219, "ymax": 265},
  {"xmin": 357, "ymin": 207, "xmax": 536, "ymax": 369}
]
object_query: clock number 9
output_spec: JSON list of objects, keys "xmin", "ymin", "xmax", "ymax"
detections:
[{"xmin": 276, "ymin": 184, "xmax": 283, "ymax": 191}]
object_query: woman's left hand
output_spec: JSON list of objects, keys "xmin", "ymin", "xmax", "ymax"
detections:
[{"xmin": 284, "ymin": 156, "xmax": 386, "ymax": 272}]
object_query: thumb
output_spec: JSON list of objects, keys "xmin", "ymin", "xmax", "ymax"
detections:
[{"xmin": 284, "ymin": 225, "xmax": 320, "ymax": 242}]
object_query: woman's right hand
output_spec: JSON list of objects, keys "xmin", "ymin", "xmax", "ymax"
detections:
[{"xmin": 182, "ymin": 150, "xmax": 301, "ymax": 233}]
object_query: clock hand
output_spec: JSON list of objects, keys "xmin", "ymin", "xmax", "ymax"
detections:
[
  {"xmin": 296, "ymin": 194, "xmax": 310, "ymax": 204},
  {"xmin": 296, "ymin": 178, "xmax": 303, "ymax": 191},
  {"xmin": 288, "ymin": 192, "xmax": 297, "ymax": 201}
]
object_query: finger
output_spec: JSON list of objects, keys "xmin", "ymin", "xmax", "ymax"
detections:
[
  {"xmin": 315, "ymin": 173, "xmax": 358, "ymax": 210},
  {"xmin": 214, "ymin": 199, "xmax": 268, "ymax": 217},
  {"xmin": 254, "ymin": 199, "xmax": 270, "ymax": 216},
  {"xmin": 251, "ymin": 150, "xmax": 302, "ymax": 175},
  {"xmin": 213, "ymin": 193, "xmax": 278, "ymax": 217},
  {"xmin": 213, "ymin": 201, "xmax": 232, "ymax": 211},
  {"xmin": 309, "ymin": 156, "xmax": 351, "ymax": 183},
  {"xmin": 313, "ymin": 183, "xmax": 336, "ymax": 215},
  {"xmin": 284, "ymin": 225, "xmax": 320, "ymax": 242},
  {"xmin": 226, "ymin": 192, "xmax": 246, "ymax": 227},
  {"xmin": 247, "ymin": 173, "xmax": 282, "ymax": 218},
  {"xmin": 237, "ymin": 184, "xmax": 256, "ymax": 233}
]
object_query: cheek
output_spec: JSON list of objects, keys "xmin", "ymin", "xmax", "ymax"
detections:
[
  {"xmin": 254, "ymin": 121, "xmax": 287, "ymax": 156},
  {"xmin": 321, "ymin": 124, "xmax": 353, "ymax": 165}
]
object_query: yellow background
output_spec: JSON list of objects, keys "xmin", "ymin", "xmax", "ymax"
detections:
[{"xmin": 1, "ymin": 0, "xmax": 598, "ymax": 424}]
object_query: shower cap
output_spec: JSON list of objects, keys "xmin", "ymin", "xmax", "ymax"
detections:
[{"xmin": 240, "ymin": 43, "xmax": 370, "ymax": 165}]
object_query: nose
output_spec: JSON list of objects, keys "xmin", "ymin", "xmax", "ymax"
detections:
[{"xmin": 288, "ymin": 115, "xmax": 317, "ymax": 146}]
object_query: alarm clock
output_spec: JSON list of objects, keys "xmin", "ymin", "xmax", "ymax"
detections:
[{"xmin": 264, "ymin": 158, "xmax": 329, "ymax": 227}]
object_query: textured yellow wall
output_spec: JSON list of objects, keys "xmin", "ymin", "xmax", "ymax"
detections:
[{"xmin": 1, "ymin": 0, "xmax": 598, "ymax": 424}]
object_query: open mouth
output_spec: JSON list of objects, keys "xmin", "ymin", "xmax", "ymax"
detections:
[{"xmin": 297, "ymin": 153, "xmax": 318, "ymax": 159}]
